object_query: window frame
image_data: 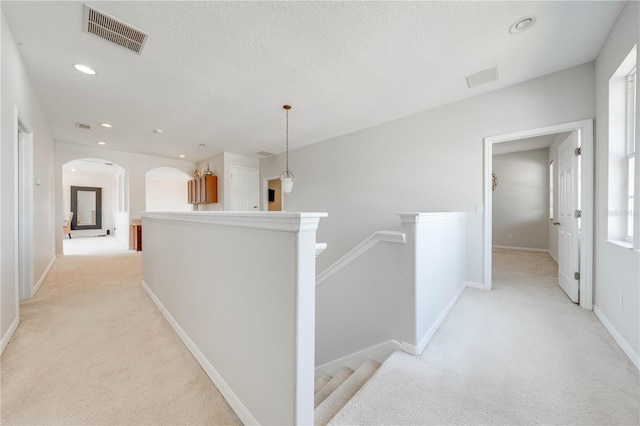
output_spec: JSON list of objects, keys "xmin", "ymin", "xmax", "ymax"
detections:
[{"xmin": 625, "ymin": 67, "xmax": 636, "ymax": 243}]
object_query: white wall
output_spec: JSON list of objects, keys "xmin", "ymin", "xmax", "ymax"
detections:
[
  {"xmin": 55, "ymin": 142, "xmax": 195, "ymax": 254},
  {"xmin": 492, "ymin": 148, "xmax": 549, "ymax": 250},
  {"xmin": 146, "ymin": 179, "xmax": 190, "ymax": 212},
  {"xmin": 594, "ymin": 0, "xmax": 639, "ymax": 365},
  {"xmin": 261, "ymin": 63, "xmax": 595, "ymax": 284},
  {"xmin": 1, "ymin": 12, "xmax": 56, "ymax": 350},
  {"xmin": 196, "ymin": 152, "xmax": 259, "ymax": 211},
  {"xmin": 62, "ymin": 169, "xmax": 117, "ymax": 234}
]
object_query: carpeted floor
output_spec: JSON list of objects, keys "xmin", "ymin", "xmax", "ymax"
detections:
[
  {"xmin": 330, "ymin": 249, "xmax": 640, "ymax": 425},
  {"xmin": 1, "ymin": 245, "xmax": 240, "ymax": 425}
]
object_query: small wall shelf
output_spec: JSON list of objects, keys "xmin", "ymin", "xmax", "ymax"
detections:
[{"xmin": 188, "ymin": 175, "xmax": 218, "ymax": 204}]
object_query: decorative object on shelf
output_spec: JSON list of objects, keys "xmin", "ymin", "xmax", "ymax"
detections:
[
  {"xmin": 280, "ymin": 104, "xmax": 295, "ymax": 193},
  {"xmin": 194, "ymin": 167, "xmax": 203, "ymax": 179},
  {"xmin": 204, "ymin": 163, "xmax": 214, "ymax": 176},
  {"xmin": 492, "ymin": 172, "xmax": 498, "ymax": 191}
]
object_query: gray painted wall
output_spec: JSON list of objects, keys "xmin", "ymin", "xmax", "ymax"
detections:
[
  {"xmin": 261, "ymin": 62, "xmax": 595, "ymax": 285},
  {"xmin": 492, "ymin": 148, "xmax": 549, "ymax": 250}
]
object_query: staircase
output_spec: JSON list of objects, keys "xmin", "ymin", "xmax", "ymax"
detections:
[{"xmin": 313, "ymin": 359, "xmax": 381, "ymax": 425}]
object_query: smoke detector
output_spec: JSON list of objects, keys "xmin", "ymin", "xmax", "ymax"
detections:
[{"xmin": 83, "ymin": 5, "xmax": 148, "ymax": 54}]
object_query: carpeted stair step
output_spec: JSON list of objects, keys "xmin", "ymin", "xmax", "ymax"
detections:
[
  {"xmin": 314, "ymin": 374, "xmax": 332, "ymax": 394},
  {"xmin": 314, "ymin": 359, "xmax": 381, "ymax": 426},
  {"xmin": 314, "ymin": 367, "xmax": 354, "ymax": 408}
]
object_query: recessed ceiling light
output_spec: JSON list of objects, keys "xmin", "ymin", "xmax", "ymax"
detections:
[
  {"xmin": 73, "ymin": 64, "xmax": 96, "ymax": 75},
  {"xmin": 97, "ymin": 141, "xmax": 107, "ymax": 145},
  {"xmin": 509, "ymin": 16, "xmax": 536, "ymax": 34},
  {"xmin": 154, "ymin": 128, "xmax": 164, "ymax": 134},
  {"xmin": 70, "ymin": 168, "xmax": 77, "ymax": 172},
  {"xmin": 100, "ymin": 123, "xmax": 112, "ymax": 128},
  {"xmin": 179, "ymin": 154, "xmax": 186, "ymax": 158}
]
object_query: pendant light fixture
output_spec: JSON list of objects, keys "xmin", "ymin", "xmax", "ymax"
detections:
[{"xmin": 280, "ymin": 104, "xmax": 295, "ymax": 193}]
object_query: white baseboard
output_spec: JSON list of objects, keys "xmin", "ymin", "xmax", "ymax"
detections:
[
  {"xmin": 141, "ymin": 280, "xmax": 259, "ymax": 425},
  {"xmin": 493, "ymin": 245, "xmax": 549, "ymax": 252},
  {"xmin": 465, "ymin": 281, "xmax": 485, "ymax": 289},
  {"xmin": 594, "ymin": 305, "xmax": 640, "ymax": 371},
  {"xmin": 547, "ymin": 249, "xmax": 558, "ymax": 263},
  {"xmin": 314, "ymin": 340, "xmax": 402, "ymax": 379},
  {"xmin": 403, "ymin": 281, "xmax": 467, "ymax": 355},
  {"xmin": 1, "ymin": 317, "xmax": 19, "ymax": 355},
  {"xmin": 32, "ymin": 255, "xmax": 56, "ymax": 297}
]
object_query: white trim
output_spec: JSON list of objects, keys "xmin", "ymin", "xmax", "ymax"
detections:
[
  {"xmin": 403, "ymin": 281, "xmax": 467, "ymax": 355},
  {"xmin": 547, "ymin": 249, "xmax": 558, "ymax": 264},
  {"xmin": 1, "ymin": 317, "xmax": 19, "ymax": 355},
  {"xmin": 32, "ymin": 255, "xmax": 55, "ymax": 297},
  {"xmin": 142, "ymin": 211, "xmax": 327, "ymax": 233},
  {"xmin": 594, "ymin": 306, "xmax": 640, "ymax": 370},
  {"xmin": 398, "ymin": 211, "xmax": 468, "ymax": 224},
  {"xmin": 484, "ymin": 119, "xmax": 594, "ymax": 309},
  {"xmin": 315, "ymin": 242, "xmax": 327, "ymax": 257},
  {"xmin": 465, "ymin": 281, "xmax": 485, "ymax": 289},
  {"xmin": 493, "ymin": 245, "xmax": 550, "ymax": 252},
  {"xmin": 141, "ymin": 280, "xmax": 259, "ymax": 425},
  {"xmin": 314, "ymin": 340, "xmax": 402, "ymax": 379},
  {"xmin": 315, "ymin": 231, "xmax": 406, "ymax": 285}
]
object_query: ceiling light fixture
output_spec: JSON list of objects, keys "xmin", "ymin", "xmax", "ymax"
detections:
[
  {"xmin": 179, "ymin": 154, "xmax": 186, "ymax": 158},
  {"xmin": 100, "ymin": 123, "xmax": 112, "ymax": 128},
  {"xmin": 73, "ymin": 64, "xmax": 96, "ymax": 75},
  {"xmin": 509, "ymin": 16, "xmax": 536, "ymax": 34},
  {"xmin": 97, "ymin": 141, "xmax": 107, "ymax": 145},
  {"xmin": 154, "ymin": 128, "xmax": 164, "ymax": 134},
  {"xmin": 280, "ymin": 105, "xmax": 295, "ymax": 194},
  {"xmin": 70, "ymin": 169, "xmax": 77, "ymax": 172}
]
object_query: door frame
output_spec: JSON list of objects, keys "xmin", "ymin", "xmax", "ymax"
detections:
[
  {"xmin": 483, "ymin": 119, "xmax": 594, "ymax": 309},
  {"xmin": 262, "ymin": 175, "xmax": 284, "ymax": 212},
  {"xmin": 16, "ymin": 115, "xmax": 34, "ymax": 301}
]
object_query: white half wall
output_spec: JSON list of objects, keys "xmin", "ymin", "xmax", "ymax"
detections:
[
  {"xmin": 492, "ymin": 148, "xmax": 549, "ymax": 250},
  {"xmin": 260, "ymin": 63, "xmax": 595, "ymax": 285},
  {"xmin": 142, "ymin": 211, "xmax": 326, "ymax": 425},
  {"xmin": 594, "ymin": 0, "xmax": 639, "ymax": 363}
]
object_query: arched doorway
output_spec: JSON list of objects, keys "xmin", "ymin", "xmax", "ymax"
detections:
[
  {"xmin": 62, "ymin": 158, "xmax": 129, "ymax": 254},
  {"xmin": 145, "ymin": 167, "xmax": 191, "ymax": 212}
]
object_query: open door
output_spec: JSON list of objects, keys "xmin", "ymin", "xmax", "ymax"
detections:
[{"xmin": 557, "ymin": 132, "xmax": 580, "ymax": 303}]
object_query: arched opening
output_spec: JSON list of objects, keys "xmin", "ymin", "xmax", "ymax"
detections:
[
  {"xmin": 62, "ymin": 158, "xmax": 129, "ymax": 255},
  {"xmin": 145, "ymin": 167, "xmax": 191, "ymax": 212}
]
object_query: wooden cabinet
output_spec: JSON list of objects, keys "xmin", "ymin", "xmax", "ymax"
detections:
[{"xmin": 188, "ymin": 175, "xmax": 218, "ymax": 204}]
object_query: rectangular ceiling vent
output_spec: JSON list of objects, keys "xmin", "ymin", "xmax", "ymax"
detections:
[
  {"xmin": 466, "ymin": 66, "xmax": 499, "ymax": 88},
  {"xmin": 256, "ymin": 151, "xmax": 274, "ymax": 157},
  {"xmin": 75, "ymin": 122, "xmax": 91, "ymax": 130},
  {"xmin": 83, "ymin": 5, "xmax": 148, "ymax": 54}
]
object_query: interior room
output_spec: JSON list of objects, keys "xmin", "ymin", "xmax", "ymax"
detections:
[{"xmin": 1, "ymin": 1, "xmax": 638, "ymax": 425}]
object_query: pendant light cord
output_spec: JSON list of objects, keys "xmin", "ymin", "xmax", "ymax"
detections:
[{"xmin": 285, "ymin": 107, "xmax": 290, "ymax": 175}]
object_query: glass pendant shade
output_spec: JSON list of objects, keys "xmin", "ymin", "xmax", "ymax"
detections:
[
  {"xmin": 281, "ymin": 173, "xmax": 294, "ymax": 193},
  {"xmin": 280, "ymin": 105, "xmax": 294, "ymax": 194}
]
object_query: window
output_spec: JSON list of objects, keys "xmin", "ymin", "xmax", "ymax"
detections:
[
  {"xmin": 626, "ymin": 68, "xmax": 636, "ymax": 242},
  {"xmin": 608, "ymin": 47, "xmax": 637, "ymax": 245}
]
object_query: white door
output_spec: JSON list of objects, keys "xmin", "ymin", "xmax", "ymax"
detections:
[
  {"xmin": 229, "ymin": 166, "xmax": 259, "ymax": 211},
  {"xmin": 557, "ymin": 132, "xmax": 580, "ymax": 303}
]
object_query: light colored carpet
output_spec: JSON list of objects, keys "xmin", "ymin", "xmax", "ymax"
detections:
[
  {"xmin": 330, "ymin": 249, "xmax": 640, "ymax": 425},
  {"xmin": 1, "ymin": 250, "xmax": 241, "ymax": 425},
  {"xmin": 63, "ymin": 235, "xmax": 129, "ymax": 256}
]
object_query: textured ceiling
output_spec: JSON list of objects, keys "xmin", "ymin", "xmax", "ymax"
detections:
[{"xmin": 2, "ymin": 1, "xmax": 625, "ymax": 162}]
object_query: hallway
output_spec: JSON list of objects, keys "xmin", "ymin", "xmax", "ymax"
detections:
[{"xmin": 0, "ymin": 251, "xmax": 240, "ymax": 425}]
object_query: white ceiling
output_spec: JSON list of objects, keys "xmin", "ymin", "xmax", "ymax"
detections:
[
  {"xmin": 63, "ymin": 158, "xmax": 125, "ymax": 177},
  {"xmin": 493, "ymin": 132, "xmax": 571, "ymax": 156},
  {"xmin": 2, "ymin": 1, "xmax": 624, "ymax": 162}
]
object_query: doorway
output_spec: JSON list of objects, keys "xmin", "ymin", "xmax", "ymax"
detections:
[
  {"xmin": 484, "ymin": 119, "xmax": 594, "ymax": 309},
  {"xmin": 229, "ymin": 166, "xmax": 259, "ymax": 211},
  {"xmin": 265, "ymin": 178, "xmax": 283, "ymax": 211},
  {"xmin": 17, "ymin": 122, "xmax": 34, "ymax": 301}
]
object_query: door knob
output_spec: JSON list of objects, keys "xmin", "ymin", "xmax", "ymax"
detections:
[{"xmin": 553, "ymin": 222, "xmax": 561, "ymax": 226}]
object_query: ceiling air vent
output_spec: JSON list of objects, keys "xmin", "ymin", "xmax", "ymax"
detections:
[
  {"xmin": 83, "ymin": 5, "xmax": 148, "ymax": 54},
  {"xmin": 466, "ymin": 66, "xmax": 499, "ymax": 88},
  {"xmin": 75, "ymin": 122, "xmax": 91, "ymax": 130},
  {"xmin": 256, "ymin": 151, "xmax": 274, "ymax": 157}
]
